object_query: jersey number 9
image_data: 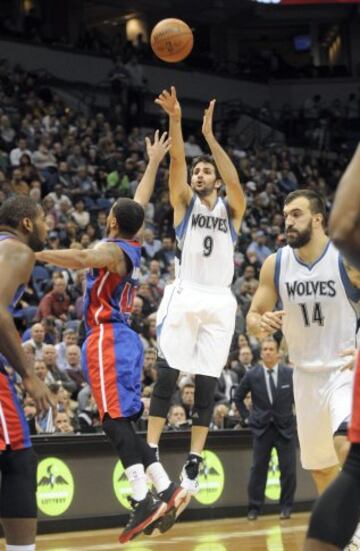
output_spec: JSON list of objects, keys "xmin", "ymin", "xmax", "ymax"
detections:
[{"xmin": 203, "ymin": 235, "xmax": 213, "ymax": 257}]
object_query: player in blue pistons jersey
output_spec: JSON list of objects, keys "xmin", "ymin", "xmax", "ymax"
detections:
[{"xmin": 0, "ymin": 196, "xmax": 53, "ymax": 551}]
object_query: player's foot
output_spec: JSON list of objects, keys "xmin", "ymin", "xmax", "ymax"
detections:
[
  {"xmin": 180, "ymin": 453, "xmax": 203, "ymax": 495},
  {"xmin": 144, "ymin": 482, "xmax": 189, "ymax": 536},
  {"xmin": 118, "ymin": 491, "xmax": 167, "ymax": 544}
]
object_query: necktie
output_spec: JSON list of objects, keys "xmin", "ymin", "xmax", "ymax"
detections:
[{"xmin": 268, "ymin": 368, "xmax": 277, "ymax": 404}]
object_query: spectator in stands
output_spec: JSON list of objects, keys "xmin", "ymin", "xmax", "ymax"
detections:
[
  {"xmin": 215, "ymin": 358, "xmax": 239, "ymax": 405},
  {"xmin": 10, "ymin": 137, "xmax": 32, "ymax": 166},
  {"xmin": 166, "ymin": 405, "xmax": 189, "ymax": 431},
  {"xmin": 246, "ymin": 230, "xmax": 272, "ymax": 265},
  {"xmin": 232, "ymin": 345, "xmax": 256, "ymax": 380},
  {"xmin": 142, "ymin": 347, "xmax": 158, "ymax": 387},
  {"xmin": 54, "ymin": 411, "xmax": 73, "ymax": 433},
  {"xmin": 65, "ymin": 344, "xmax": 86, "ymax": 396},
  {"xmin": 180, "ymin": 383, "xmax": 195, "ymax": 420},
  {"xmin": 34, "ymin": 358, "xmax": 54, "ymax": 385},
  {"xmin": 142, "ymin": 228, "xmax": 161, "ymax": 260},
  {"xmin": 42, "ymin": 344, "xmax": 77, "ymax": 394},
  {"xmin": 184, "ymin": 135, "xmax": 203, "ymax": 158},
  {"xmin": 209, "ymin": 404, "xmax": 230, "ymax": 430},
  {"xmin": 36, "ymin": 277, "xmax": 71, "ymax": 321},
  {"xmin": 23, "ymin": 322, "xmax": 46, "ymax": 358}
]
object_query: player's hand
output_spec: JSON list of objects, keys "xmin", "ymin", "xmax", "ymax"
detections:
[
  {"xmin": 339, "ymin": 347, "xmax": 357, "ymax": 371},
  {"xmin": 202, "ymin": 99, "xmax": 216, "ymax": 140},
  {"xmin": 154, "ymin": 86, "xmax": 181, "ymax": 120},
  {"xmin": 22, "ymin": 374, "xmax": 55, "ymax": 413},
  {"xmin": 145, "ymin": 130, "xmax": 172, "ymax": 164},
  {"xmin": 259, "ymin": 310, "xmax": 285, "ymax": 335}
]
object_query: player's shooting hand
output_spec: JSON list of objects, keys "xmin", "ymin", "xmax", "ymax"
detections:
[
  {"xmin": 145, "ymin": 130, "xmax": 172, "ymax": 164},
  {"xmin": 23, "ymin": 373, "xmax": 56, "ymax": 413},
  {"xmin": 202, "ymin": 99, "xmax": 216, "ymax": 140},
  {"xmin": 259, "ymin": 310, "xmax": 285, "ymax": 335},
  {"xmin": 154, "ymin": 86, "xmax": 181, "ymax": 120},
  {"xmin": 339, "ymin": 347, "xmax": 357, "ymax": 371}
]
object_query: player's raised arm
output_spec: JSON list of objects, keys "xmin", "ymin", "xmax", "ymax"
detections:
[
  {"xmin": 155, "ymin": 86, "xmax": 192, "ymax": 209},
  {"xmin": 36, "ymin": 242, "xmax": 126, "ymax": 274},
  {"xmin": 133, "ymin": 130, "xmax": 171, "ymax": 208},
  {"xmin": 329, "ymin": 144, "xmax": 360, "ymax": 271},
  {"xmin": 246, "ymin": 254, "xmax": 285, "ymax": 339},
  {"xmin": 202, "ymin": 99, "xmax": 246, "ymax": 232}
]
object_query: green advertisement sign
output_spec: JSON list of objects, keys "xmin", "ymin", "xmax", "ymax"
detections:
[
  {"xmin": 194, "ymin": 450, "xmax": 225, "ymax": 505},
  {"xmin": 265, "ymin": 448, "xmax": 281, "ymax": 501},
  {"xmin": 37, "ymin": 457, "xmax": 74, "ymax": 516}
]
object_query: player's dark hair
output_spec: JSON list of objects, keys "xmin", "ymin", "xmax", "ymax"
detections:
[
  {"xmin": 0, "ymin": 196, "xmax": 39, "ymax": 229},
  {"xmin": 190, "ymin": 154, "xmax": 220, "ymax": 180},
  {"xmin": 284, "ymin": 189, "xmax": 326, "ymax": 228},
  {"xmin": 112, "ymin": 198, "xmax": 144, "ymax": 238}
]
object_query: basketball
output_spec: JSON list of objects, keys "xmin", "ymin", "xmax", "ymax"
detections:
[{"xmin": 150, "ymin": 18, "xmax": 194, "ymax": 63}]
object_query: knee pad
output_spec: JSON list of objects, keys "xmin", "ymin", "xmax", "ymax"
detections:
[
  {"xmin": 149, "ymin": 362, "xmax": 179, "ymax": 418},
  {"xmin": 192, "ymin": 375, "xmax": 217, "ymax": 427},
  {"xmin": 0, "ymin": 448, "xmax": 38, "ymax": 518}
]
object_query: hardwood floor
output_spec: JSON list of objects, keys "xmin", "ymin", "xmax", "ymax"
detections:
[{"xmin": 19, "ymin": 513, "xmax": 309, "ymax": 550}]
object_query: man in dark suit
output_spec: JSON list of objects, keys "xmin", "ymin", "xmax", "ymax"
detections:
[{"xmin": 234, "ymin": 337, "xmax": 296, "ymax": 520}]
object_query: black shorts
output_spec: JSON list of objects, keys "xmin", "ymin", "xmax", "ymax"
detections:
[{"xmin": 0, "ymin": 447, "xmax": 38, "ymax": 518}]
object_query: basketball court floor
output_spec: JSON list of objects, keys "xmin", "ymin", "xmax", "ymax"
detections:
[{"xmin": 20, "ymin": 513, "xmax": 309, "ymax": 550}]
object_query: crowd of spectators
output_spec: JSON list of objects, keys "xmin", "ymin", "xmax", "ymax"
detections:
[{"xmin": 0, "ymin": 59, "xmax": 356, "ymax": 437}]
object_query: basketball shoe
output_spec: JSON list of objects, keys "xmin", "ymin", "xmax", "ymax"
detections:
[
  {"xmin": 144, "ymin": 482, "xmax": 188, "ymax": 536},
  {"xmin": 118, "ymin": 491, "xmax": 166, "ymax": 544},
  {"xmin": 180, "ymin": 453, "xmax": 203, "ymax": 495}
]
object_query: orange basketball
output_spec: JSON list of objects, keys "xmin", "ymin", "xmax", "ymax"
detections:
[{"xmin": 150, "ymin": 18, "xmax": 194, "ymax": 63}]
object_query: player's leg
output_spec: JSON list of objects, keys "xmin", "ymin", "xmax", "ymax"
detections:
[
  {"xmin": 0, "ymin": 448, "xmax": 38, "ymax": 550},
  {"xmin": 180, "ymin": 374, "xmax": 217, "ymax": 493},
  {"xmin": 247, "ymin": 427, "xmax": 274, "ymax": 518},
  {"xmin": 304, "ymin": 444, "xmax": 360, "ymax": 551},
  {"xmin": 293, "ymin": 368, "xmax": 339, "ymax": 494}
]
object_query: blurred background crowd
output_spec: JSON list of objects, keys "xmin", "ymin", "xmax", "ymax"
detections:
[{"xmin": 0, "ymin": 58, "xmax": 358, "ymax": 437}]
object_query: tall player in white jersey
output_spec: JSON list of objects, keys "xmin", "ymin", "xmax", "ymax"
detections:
[
  {"xmin": 147, "ymin": 87, "xmax": 246, "ymax": 496},
  {"xmin": 247, "ymin": 189, "xmax": 360, "ymax": 499}
]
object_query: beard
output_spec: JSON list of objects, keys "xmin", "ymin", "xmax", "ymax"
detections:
[
  {"xmin": 28, "ymin": 226, "xmax": 45, "ymax": 252},
  {"xmin": 286, "ymin": 220, "xmax": 313, "ymax": 248}
]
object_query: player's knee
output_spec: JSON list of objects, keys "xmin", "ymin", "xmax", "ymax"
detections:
[
  {"xmin": 193, "ymin": 375, "xmax": 217, "ymax": 427},
  {"xmin": 149, "ymin": 362, "xmax": 179, "ymax": 418},
  {"xmin": 1, "ymin": 448, "xmax": 38, "ymax": 518}
]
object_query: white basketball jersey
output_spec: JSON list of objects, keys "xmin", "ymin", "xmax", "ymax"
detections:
[
  {"xmin": 175, "ymin": 195, "xmax": 238, "ymax": 287},
  {"xmin": 276, "ymin": 241, "xmax": 360, "ymax": 371}
]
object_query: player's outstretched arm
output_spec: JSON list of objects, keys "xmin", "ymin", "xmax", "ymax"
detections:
[
  {"xmin": 202, "ymin": 99, "xmax": 246, "ymax": 232},
  {"xmin": 246, "ymin": 254, "xmax": 284, "ymax": 339},
  {"xmin": 36, "ymin": 242, "xmax": 126, "ymax": 274},
  {"xmin": 329, "ymin": 144, "xmax": 360, "ymax": 271},
  {"xmin": 0, "ymin": 242, "xmax": 54, "ymax": 411},
  {"xmin": 155, "ymin": 86, "xmax": 192, "ymax": 209},
  {"xmin": 133, "ymin": 130, "xmax": 171, "ymax": 208}
]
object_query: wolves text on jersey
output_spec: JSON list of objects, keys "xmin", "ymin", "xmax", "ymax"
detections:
[
  {"xmin": 285, "ymin": 280, "xmax": 336, "ymax": 299},
  {"xmin": 191, "ymin": 213, "xmax": 228, "ymax": 233}
]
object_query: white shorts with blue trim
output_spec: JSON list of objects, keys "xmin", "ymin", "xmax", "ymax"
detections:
[
  {"xmin": 156, "ymin": 279, "xmax": 237, "ymax": 378},
  {"xmin": 294, "ymin": 366, "xmax": 353, "ymax": 470}
]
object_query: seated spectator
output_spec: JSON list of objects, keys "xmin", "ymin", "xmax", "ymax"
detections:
[
  {"xmin": 184, "ymin": 135, "xmax": 203, "ymax": 158},
  {"xmin": 54, "ymin": 411, "xmax": 74, "ymax": 433},
  {"xmin": 36, "ymin": 277, "xmax": 71, "ymax": 321},
  {"xmin": 42, "ymin": 344, "xmax": 77, "ymax": 394},
  {"xmin": 65, "ymin": 344, "xmax": 86, "ymax": 397},
  {"xmin": 10, "ymin": 137, "xmax": 32, "ymax": 166},
  {"xmin": 77, "ymin": 394, "xmax": 101, "ymax": 434},
  {"xmin": 55, "ymin": 328, "xmax": 78, "ymax": 371},
  {"xmin": 231, "ymin": 345, "xmax": 256, "ymax": 381},
  {"xmin": 142, "ymin": 228, "xmax": 161, "ymax": 260},
  {"xmin": 215, "ymin": 358, "xmax": 239, "ymax": 404},
  {"xmin": 34, "ymin": 358, "xmax": 55, "ymax": 386},
  {"xmin": 142, "ymin": 347, "xmax": 158, "ymax": 387},
  {"xmin": 22, "ymin": 322, "xmax": 46, "ymax": 359},
  {"xmin": 71, "ymin": 199, "xmax": 90, "ymax": 229},
  {"xmin": 246, "ymin": 231, "xmax": 272, "ymax": 265},
  {"xmin": 209, "ymin": 403, "xmax": 230, "ymax": 431},
  {"xmin": 166, "ymin": 405, "xmax": 190, "ymax": 431},
  {"xmin": 180, "ymin": 383, "xmax": 195, "ymax": 420}
]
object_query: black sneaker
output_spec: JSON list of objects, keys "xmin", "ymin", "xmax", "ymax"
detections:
[
  {"xmin": 180, "ymin": 454, "xmax": 203, "ymax": 494},
  {"xmin": 144, "ymin": 483, "xmax": 189, "ymax": 536},
  {"xmin": 118, "ymin": 491, "xmax": 167, "ymax": 544}
]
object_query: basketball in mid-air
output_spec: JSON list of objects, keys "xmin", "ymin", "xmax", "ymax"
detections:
[{"xmin": 150, "ymin": 18, "xmax": 194, "ymax": 63}]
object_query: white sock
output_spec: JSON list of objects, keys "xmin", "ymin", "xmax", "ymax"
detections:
[
  {"xmin": 148, "ymin": 443, "xmax": 159, "ymax": 448},
  {"xmin": 146, "ymin": 462, "xmax": 171, "ymax": 493},
  {"xmin": 125, "ymin": 463, "xmax": 148, "ymax": 501},
  {"xmin": 6, "ymin": 545, "xmax": 35, "ymax": 551}
]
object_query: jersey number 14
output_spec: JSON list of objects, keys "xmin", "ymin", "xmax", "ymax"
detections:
[{"xmin": 299, "ymin": 302, "xmax": 325, "ymax": 327}]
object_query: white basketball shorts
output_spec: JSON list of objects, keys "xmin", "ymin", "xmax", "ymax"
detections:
[
  {"xmin": 156, "ymin": 280, "xmax": 237, "ymax": 378},
  {"xmin": 293, "ymin": 366, "xmax": 353, "ymax": 470}
]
